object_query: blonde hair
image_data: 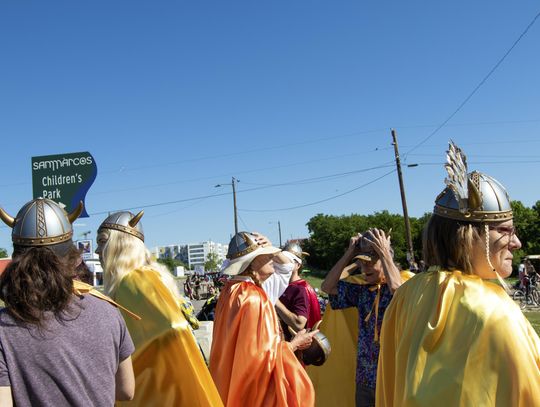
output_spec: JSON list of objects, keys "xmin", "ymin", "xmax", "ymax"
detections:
[
  {"xmin": 423, "ymin": 215, "xmax": 511, "ymax": 290},
  {"xmin": 423, "ymin": 214, "xmax": 482, "ymax": 274},
  {"xmin": 102, "ymin": 229, "xmax": 180, "ymax": 299}
]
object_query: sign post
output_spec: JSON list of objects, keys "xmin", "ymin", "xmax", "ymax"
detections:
[{"xmin": 32, "ymin": 152, "xmax": 97, "ymax": 217}]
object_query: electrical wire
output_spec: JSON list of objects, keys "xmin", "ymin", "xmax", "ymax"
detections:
[
  {"xmin": 84, "ymin": 164, "xmax": 396, "ymax": 215},
  {"xmin": 238, "ymin": 169, "xmax": 397, "ymax": 213},
  {"xmin": 404, "ymin": 9, "xmax": 540, "ymax": 157}
]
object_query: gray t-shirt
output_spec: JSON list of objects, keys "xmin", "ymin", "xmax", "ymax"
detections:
[{"xmin": 0, "ymin": 294, "xmax": 135, "ymax": 407}]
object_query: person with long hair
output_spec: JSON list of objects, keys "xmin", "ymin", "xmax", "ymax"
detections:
[
  {"xmin": 96, "ymin": 210, "xmax": 222, "ymax": 406},
  {"xmin": 209, "ymin": 232, "xmax": 317, "ymax": 407},
  {"xmin": 0, "ymin": 198, "xmax": 135, "ymax": 406},
  {"xmin": 376, "ymin": 142, "xmax": 540, "ymax": 406}
]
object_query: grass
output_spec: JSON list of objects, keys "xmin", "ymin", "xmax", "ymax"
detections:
[
  {"xmin": 301, "ymin": 272, "xmax": 540, "ymax": 335},
  {"xmin": 524, "ymin": 311, "xmax": 540, "ymax": 335}
]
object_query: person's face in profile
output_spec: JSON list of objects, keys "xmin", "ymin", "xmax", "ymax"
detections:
[
  {"xmin": 250, "ymin": 254, "xmax": 275, "ymax": 282},
  {"xmin": 95, "ymin": 231, "xmax": 110, "ymax": 264}
]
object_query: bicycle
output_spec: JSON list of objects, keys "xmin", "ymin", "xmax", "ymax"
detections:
[{"xmin": 513, "ymin": 274, "xmax": 540, "ymax": 309}]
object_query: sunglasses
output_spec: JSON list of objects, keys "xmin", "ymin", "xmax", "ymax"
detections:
[{"xmin": 488, "ymin": 225, "xmax": 516, "ymax": 238}]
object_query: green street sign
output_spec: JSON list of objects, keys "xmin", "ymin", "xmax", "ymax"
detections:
[{"xmin": 32, "ymin": 152, "xmax": 97, "ymax": 218}]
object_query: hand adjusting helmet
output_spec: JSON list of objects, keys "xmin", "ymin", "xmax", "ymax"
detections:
[{"xmin": 222, "ymin": 232, "xmax": 281, "ymax": 275}]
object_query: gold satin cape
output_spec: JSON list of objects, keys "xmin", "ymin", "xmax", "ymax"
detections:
[
  {"xmin": 306, "ymin": 272, "xmax": 413, "ymax": 407},
  {"xmin": 115, "ymin": 268, "xmax": 223, "ymax": 407},
  {"xmin": 376, "ymin": 270, "xmax": 540, "ymax": 406},
  {"xmin": 209, "ymin": 280, "xmax": 315, "ymax": 407}
]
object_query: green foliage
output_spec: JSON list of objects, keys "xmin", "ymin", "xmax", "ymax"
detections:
[
  {"xmin": 512, "ymin": 200, "xmax": 540, "ymax": 263},
  {"xmin": 0, "ymin": 248, "xmax": 7, "ymax": 258},
  {"xmin": 157, "ymin": 257, "xmax": 188, "ymax": 273},
  {"xmin": 304, "ymin": 200, "xmax": 540, "ymax": 274},
  {"xmin": 304, "ymin": 211, "xmax": 430, "ymax": 270},
  {"xmin": 204, "ymin": 251, "xmax": 222, "ymax": 272}
]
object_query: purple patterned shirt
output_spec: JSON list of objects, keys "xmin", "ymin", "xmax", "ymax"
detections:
[{"xmin": 329, "ymin": 280, "xmax": 393, "ymax": 389}]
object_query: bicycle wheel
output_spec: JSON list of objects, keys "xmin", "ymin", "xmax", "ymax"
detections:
[{"xmin": 531, "ymin": 288, "xmax": 540, "ymax": 307}]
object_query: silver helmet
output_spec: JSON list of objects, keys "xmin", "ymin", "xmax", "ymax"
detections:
[
  {"xmin": 226, "ymin": 232, "xmax": 259, "ymax": 260},
  {"xmin": 434, "ymin": 142, "xmax": 512, "ymax": 223},
  {"xmin": 98, "ymin": 211, "xmax": 144, "ymax": 241},
  {"xmin": 283, "ymin": 241, "xmax": 309, "ymax": 261},
  {"xmin": 0, "ymin": 198, "xmax": 83, "ymax": 246},
  {"xmin": 222, "ymin": 231, "xmax": 281, "ymax": 275}
]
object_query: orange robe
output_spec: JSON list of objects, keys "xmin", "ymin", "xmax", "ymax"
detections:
[{"xmin": 210, "ymin": 278, "xmax": 315, "ymax": 407}]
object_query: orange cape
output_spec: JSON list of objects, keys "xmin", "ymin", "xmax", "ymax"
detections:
[{"xmin": 210, "ymin": 279, "xmax": 315, "ymax": 407}]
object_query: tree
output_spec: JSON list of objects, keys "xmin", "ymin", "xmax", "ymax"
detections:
[
  {"xmin": 303, "ymin": 200, "xmax": 540, "ymax": 274},
  {"xmin": 157, "ymin": 257, "xmax": 188, "ymax": 274},
  {"xmin": 512, "ymin": 200, "xmax": 540, "ymax": 262},
  {"xmin": 304, "ymin": 211, "xmax": 428, "ymax": 271},
  {"xmin": 0, "ymin": 248, "xmax": 7, "ymax": 258},
  {"xmin": 204, "ymin": 252, "xmax": 222, "ymax": 272}
]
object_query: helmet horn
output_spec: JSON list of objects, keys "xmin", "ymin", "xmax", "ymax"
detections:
[
  {"xmin": 68, "ymin": 201, "xmax": 84, "ymax": 224},
  {"xmin": 0, "ymin": 207, "xmax": 15, "ymax": 228},
  {"xmin": 128, "ymin": 210, "xmax": 144, "ymax": 227}
]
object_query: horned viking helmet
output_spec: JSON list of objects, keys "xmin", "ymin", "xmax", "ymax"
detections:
[
  {"xmin": 98, "ymin": 211, "xmax": 145, "ymax": 241},
  {"xmin": 0, "ymin": 198, "xmax": 83, "ymax": 246}
]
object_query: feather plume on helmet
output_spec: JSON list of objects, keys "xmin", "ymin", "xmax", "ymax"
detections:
[{"xmin": 434, "ymin": 141, "xmax": 512, "ymax": 223}]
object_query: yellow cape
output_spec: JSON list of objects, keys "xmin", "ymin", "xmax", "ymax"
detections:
[
  {"xmin": 376, "ymin": 270, "xmax": 540, "ymax": 406},
  {"xmin": 115, "ymin": 268, "xmax": 223, "ymax": 407},
  {"xmin": 307, "ymin": 272, "xmax": 413, "ymax": 407}
]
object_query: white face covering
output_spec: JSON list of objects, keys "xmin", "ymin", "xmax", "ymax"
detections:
[{"xmin": 262, "ymin": 262, "xmax": 295, "ymax": 304}]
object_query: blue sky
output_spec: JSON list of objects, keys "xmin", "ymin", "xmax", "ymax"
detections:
[{"xmin": 1, "ymin": 1, "xmax": 539, "ymax": 252}]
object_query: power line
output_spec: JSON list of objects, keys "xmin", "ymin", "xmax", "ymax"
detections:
[
  {"xmin": 405, "ymin": 159, "xmax": 540, "ymax": 167},
  {"xmin": 404, "ymin": 9, "xmax": 540, "ymax": 157},
  {"xmin": 90, "ymin": 150, "xmax": 394, "ymax": 196},
  {"xmin": 239, "ymin": 169, "xmax": 397, "ymax": 213},
  {"xmin": 84, "ymin": 164, "xmax": 396, "ymax": 216},
  {"xmin": 3, "ymin": 120, "xmax": 540, "ymax": 190}
]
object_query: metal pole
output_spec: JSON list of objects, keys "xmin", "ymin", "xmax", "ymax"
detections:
[
  {"xmin": 232, "ymin": 177, "xmax": 238, "ymax": 235},
  {"xmin": 391, "ymin": 129, "xmax": 415, "ymax": 265},
  {"xmin": 278, "ymin": 220, "xmax": 282, "ymax": 248}
]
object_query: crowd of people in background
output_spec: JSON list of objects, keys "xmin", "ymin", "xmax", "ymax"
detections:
[
  {"xmin": 0, "ymin": 141, "xmax": 538, "ymax": 406},
  {"xmin": 184, "ymin": 273, "xmax": 221, "ymax": 300}
]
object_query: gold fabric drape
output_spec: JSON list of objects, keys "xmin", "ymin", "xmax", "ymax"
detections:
[
  {"xmin": 307, "ymin": 272, "xmax": 413, "ymax": 407},
  {"xmin": 376, "ymin": 270, "xmax": 540, "ymax": 406},
  {"xmin": 210, "ymin": 279, "xmax": 314, "ymax": 407},
  {"xmin": 115, "ymin": 268, "xmax": 223, "ymax": 407}
]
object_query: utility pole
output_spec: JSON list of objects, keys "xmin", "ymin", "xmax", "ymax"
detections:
[
  {"xmin": 216, "ymin": 177, "xmax": 239, "ymax": 235},
  {"xmin": 391, "ymin": 129, "xmax": 415, "ymax": 266},
  {"xmin": 232, "ymin": 177, "xmax": 238, "ymax": 235},
  {"xmin": 269, "ymin": 220, "xmax": 283, "ymax": 247}
]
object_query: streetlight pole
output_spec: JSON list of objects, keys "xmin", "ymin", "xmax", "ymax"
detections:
[
  {"xmin": 231, "ymin": 177, "xmax": 238, "ymax": 235},
  {"xmin": 216, "ymin": 177, "xmax": 239, "ymax": 235},
  {"xmin": 391, "ymin": 129, "xmax": 415, "ymax": 266},
  {"xmin": 269, "ymin": 221, "xmax": 283, "ymax": 247}
]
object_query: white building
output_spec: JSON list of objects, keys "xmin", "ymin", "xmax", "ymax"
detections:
[
  {"xmin": 154, "ymin": 241, "xmax": 228, "ymax": 271},
  {"xmin": 187, "ymin": 241, "xmax": 228, "ymax": 270}
]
